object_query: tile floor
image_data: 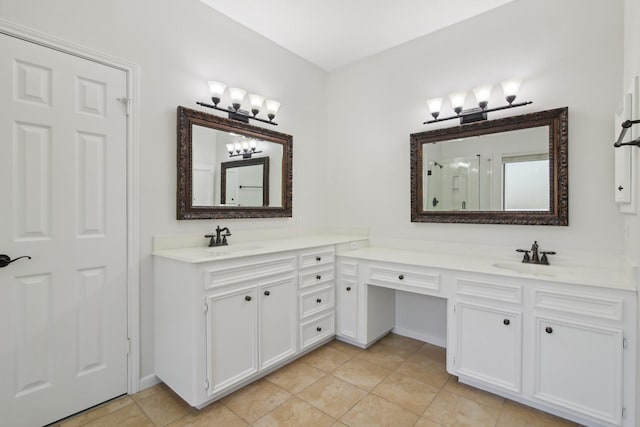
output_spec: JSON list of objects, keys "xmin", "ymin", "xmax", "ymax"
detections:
[{"xmin": 53, "ymin": 334, "xmax": 581, "ymax": 427}]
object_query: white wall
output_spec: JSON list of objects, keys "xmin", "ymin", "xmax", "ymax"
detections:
[
  {"xmin": 0, "ymin": 0, "xmax": 329, "ymax": 379},
  {"xmin": 327, "ymin": 0, "xmax": 624, "ymax": 256}
]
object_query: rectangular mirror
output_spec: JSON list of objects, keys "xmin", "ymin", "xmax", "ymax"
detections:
[
  {"xmin": 177, "ymin": 106, "xmax": 292, "ymax": 219},
  {"xmin": 411, "ymin": 107, "xmax": 568, "ymax": 225}
]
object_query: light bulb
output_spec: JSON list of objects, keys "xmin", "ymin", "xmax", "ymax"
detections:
[
  {"xmin": 449, "ymin": 92, "xmax": 467, "ymax": 115},
  {"xmin": 249, "ymin": 94, "xmax": 265, "ymax": 116},
  {"xmin": 228, "ymin": 87, "xmax": 247, "ymax": 111},
  {"xmin": 427, "ymin": 98, "xmax": 443, "ymax": 120},
  {"xmin": 265, "ymin": 99, "xmax": 281, "ymax": 121},
  {"xmin": 501, "ymin": 80, "xmax": 521, "ymax": 105},
  {"xmin": 473, "ymin": 85, "xmax": 492, "ymax": 109},
  {"xmin": 208, "ymin": 81, "xmax": 226, "ymax": 106}
]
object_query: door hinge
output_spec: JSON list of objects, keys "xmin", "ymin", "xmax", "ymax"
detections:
[
  {"xmin": 622, "ymin": 407, "xmax": 626, "ymax": 419},
  {"xmin": 203, "ymin": 301, "xmax": 208, "ymax": 313},
  {"xmin": 126, "ymin": 338, "xmax": 131, "ymax": 355},
  {"xmin": 623, "ymin": 338, "xmax": 628, "ymax": 349},
  {"xmin": 118, "ymin": 97, "xmax": 132, "ymax": 116},
  {"xmin": 204, "ymin": 379, "xmax": 209, "ymax": 390}
]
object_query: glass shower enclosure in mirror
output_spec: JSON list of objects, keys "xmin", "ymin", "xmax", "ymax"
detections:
[
  {"xmin": 177, "ymin": 106, "xmax": 292, "ymax": 219},
  {"xmin": 411, "ymin": 107, "xmax": 568, "ymax": 225}
]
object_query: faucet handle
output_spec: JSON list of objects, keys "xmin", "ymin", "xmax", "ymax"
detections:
[
  {"xmin": 204, "ymin": 234, "xmax": 216, "ymax": 247},
  {"xmin": 540, "ymin": 251, "xmax": 556, "ymax": 265},
  {"xmin": 516, "ymin": 248, "xmax": 531, "ymax": 263}
]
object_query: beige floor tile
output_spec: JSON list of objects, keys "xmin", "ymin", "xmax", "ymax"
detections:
[
  {"xmin": 355, "ymin": 341, "xmax": 414, "ymax": 370},
  {"xmin": 331, "ymin": 358, "xmax": 391, "ymax": 391},
  {"xmin": 326, "ymin": 339, "xmax": 365, "ymax": 357},
  {"xmin": 414, "ymin": 416, "xmax": 446, "ymax": 427},
  {"xmin": 496, "ymin": 400, "xmax": 579, "ymax": 427},
  {"xmin": 371, "ymin": 372, "xmax": 439, "ymax": 415},
  {"xmin": 82, "ymin": 403, "xmax": 153, "ymax": 427},
  {"xmin": 298, "ymin": 375, "xmax": 367, "ymax": 418},
  {"xmin": 266, "ymin": 359, "xmax": 326, "ymax": 393},
  {"xmin": 60, "ymin": 396, "xmax": 135, "ymax": 427},
  {"xmin": 443, "ymin": 377, "xmax": 504, "ymax": 409},
  {"xmin": 395, "ymin": 354, "xmax": 450, "ymax": 389},
  {"xmin": 416, "ymin": 342, "xmax": 447, "ymax": 364},
  {"xmin": 378, "ymin": 333, "xmax": 424, "ymax": 353},
  {"xmin": 131, "ymin": 382, "xmax": 168, "ymax": 402},
  {"xmin": 423, "ymin": 390, "xmax": 501, "ymax": 427},
  {"xmin": 137, "ymin": 388, "xmax": 193, "ymax": 426},
  {"xmin": 253, "ymin": 396, "xmax": 335, "ymax": 427},
  {"xmin": 332, "ymin": 422, "xmax": 348, "ymax": 427},
  {"xmin": 302, "ymin": 345, "xmax": 352, "ymax": 372},
  {"xmin": 340, "ymin": 394, "xmax": 419, "ymax": 427},
  {"xmin": 221, "ymin": 379, "xmax": 291, "ymax": 423},
  {"xmin": 166, "ymin": 403, "xmax": 248, "ymax": 427}
]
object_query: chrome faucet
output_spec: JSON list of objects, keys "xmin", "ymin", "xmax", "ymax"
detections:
[
  {"xmin": 516, "ymin": 241, "xmax": 556, "ymax": 265},
  {"xmin": 205, "ymin": 226, "xmax": 231, "ymax": 247}
]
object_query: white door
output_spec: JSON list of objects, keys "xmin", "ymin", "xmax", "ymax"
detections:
[{"xmin": 0, "ymin": 34, "xmax": 128, "ymax": 426}]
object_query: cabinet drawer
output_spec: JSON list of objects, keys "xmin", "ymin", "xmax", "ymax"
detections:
[
  {"xmin": 457, "ymin": 278, "xmax": 522, "ymax": 304},
  {"xmin": 338, "ymin": 260, "xmax": 358, "ymax": 277},
  {"xmin": 300, "ymin": 285, "xmax": 335, "ymax": 319},
  {"xmin": 368, "ymin": 264, "xmax": 440, "ymax": 293},
  {"xmin": 300, "ymin": 312, "xmax": 335, "ymax": 350},
  {"xmin": 204, "ymin": 255, "xmax": 296, "ymax": 290},
  {"xmin": 299, "ymin": 246, "xmax": 335, "ymax": 269},
  {"xmin": 533, "ymin": 290, "xmax": 623, "ymax": 321},
  {"xmin": 299, "ymin": 267, "xmax": 335, "ymax": 289}
]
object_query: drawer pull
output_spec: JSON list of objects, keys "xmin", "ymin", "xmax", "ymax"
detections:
[
  {"xmin": 398, "ymin": 274, "xmax": 404, "ymax": 280},
  {"xmin": 316, "ymin": 256, "xmax": 322, "ymax": 262},
  {"xmin": 316, "ymin": 274, "xmax": 322, "ymax": 280},
  {"xmin": 545, "ymin": 326, "xmax": 553, "ymax": 334},
  {"xmin": 316, "ymin": 298, "xmax": 322, "ymax": 303},
  {"xmin": 245, "ymin": 295, "xmax": 252, "ymax": 302},
  {"xmin": 346, "ymin": 286, "xmax": 351, "ymax": 291},
  {"xmin": 503, "ymin": 319, "xmax": 510, "ymax": 326},
  {"xmin": 264, "ymin": 290, "xmax": 270, "ymax": 296},
  {"xmin": 316, "ymin": 326, "xmax": 322, "ymax": 332}
]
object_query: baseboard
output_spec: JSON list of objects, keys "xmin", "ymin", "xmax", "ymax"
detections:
[
  {"xmin": 138, "ymin": 374, "xmax": 161, "ymax": 391},
  {"xmin": 391, "ymin": 327, "xmax": 447, "ymax": 348}
]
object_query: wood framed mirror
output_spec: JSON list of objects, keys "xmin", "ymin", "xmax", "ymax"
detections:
[
  {"xmin": 177, "ymin": 106, "xmax": 292, "ymax": 219},
  {"xmin": 410, "ymin": 107, "xmax": 568, "ymax": 225}
]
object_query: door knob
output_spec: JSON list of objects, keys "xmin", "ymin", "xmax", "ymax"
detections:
[
  {"xmin": 0, "ymin": 254, "xmax": 31, "ymax": 268},
  {"xmin": 545, "ymin": 326, "xmax": 553, "ymax": 334},
  {"xmin": 618, "ymin": 185, "xmax": 624, "ymax": 191},
  {"xmin": 264, "ymin": 290, "xmax": 270, "ymax": 296}
]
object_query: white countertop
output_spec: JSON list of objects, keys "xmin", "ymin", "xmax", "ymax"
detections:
[
  {"xmin": 152, "ymin": 234, "xmax": 367, "ymax": 263},
  {"xmin": 339, "ymin": 246, "xmax": 636, "ymax": 291}
]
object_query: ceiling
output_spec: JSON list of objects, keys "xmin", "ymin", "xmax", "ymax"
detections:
[{"xmin": 200, "ymin": 0, "xmax": 514, "ymax": 71}]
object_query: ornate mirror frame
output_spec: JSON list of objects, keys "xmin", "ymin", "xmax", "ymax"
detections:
[
  {"xmin": 410, "ymin": 107, "xmax": 568, "ymax": 225},
  {"xmin": 177, "ymin": 106, "xmax": 292, "ymax": 219}
]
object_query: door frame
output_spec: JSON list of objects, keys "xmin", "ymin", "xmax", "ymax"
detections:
[{"xmin": 0, "ymin": 19, "xmax": 141, "ymax": 394}]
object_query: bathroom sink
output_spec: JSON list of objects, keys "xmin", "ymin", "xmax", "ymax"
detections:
[
  {"xmin": 205, "ymin": 245, "xmax": 263, "ymax": 256},
  {"xmin": 492, "ymin": 262, "xmax": 563, "ymax": 277}
]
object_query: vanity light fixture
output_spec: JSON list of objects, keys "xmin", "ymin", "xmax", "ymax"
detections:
[
  {"xmin": 197, "ymin": 80, "xmax": 280, "ymax": 126},
  {"xmin": 225, "ymin": 139, "xmax": 263, "ymax": 159},
  {"xmin": 424, "ymin": 79, "xmax": 532, "ymax": 125}
]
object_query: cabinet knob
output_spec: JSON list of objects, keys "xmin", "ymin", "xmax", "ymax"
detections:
[
  {"xmin": 316, "ymin": 274, "xmax": 322, "ymax": 280},
  {"xmin": 245, "ymin": 295, "xmax": 252, "ymax": 301},
  {"xmin": 503, "ymin": 319, "xmax": 510, "ymax": 326},
  {"xmin": 346, "ymin": 286, "xmax": 352, "ymax": 291},
  {"xmin": 398, "ymin": 274, "xmax": 404, "ymax": 280},
  {"xmin": 264, "ymin": 290, "xmax": 270, "ymax": 296},
  {"xmin": 545, "ymin": 326, "xmax": 553, "ymax": 334},
  {"xmin": 316, "ymin": 256, "xmax": 322, "ymax": 262},
  {"xmin": 316, "ymin": 298, "xmax": 322, "ymax": 303},
  {"xmin": 316, "ymin": 326, "xmax": 322, "ymax": 332}
]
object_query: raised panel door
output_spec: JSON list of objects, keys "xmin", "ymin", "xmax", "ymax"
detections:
[{"xmin": 259, "ymin": 277, "xmax": 296, "ymax": 370}]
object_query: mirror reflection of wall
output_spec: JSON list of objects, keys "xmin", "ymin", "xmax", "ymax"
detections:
[
  {"xmin": 191, "ymin": 125, "xmax": 283, "ymax": 208},
  {"xmin": 422, "ymin": 126, "xmax": 549, "ymax": 212}
]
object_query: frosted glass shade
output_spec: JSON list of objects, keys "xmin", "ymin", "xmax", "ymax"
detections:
[
  {"xmin": 249, "ymin": 140, "xmax": 257, "ymax": 149},
  {"xmin": 249, "ymin": 94, "xmax": 265, "ymax": 112},
  {"xmin": 226, "ymin": 143, "xmax": 234, "ymax": 153},
  {"xmin": 208, "ymin": 81, "xmax": 226, "ymax": 105},
  {"xmin": 501, "ymin": 80, "xmax": 521, "ymax": 97},
  {"xmin": 449, "ymin": 92, "xmax": 467, "ymax": 111},
  {"xmin": 427, "ymin": 98, "xmax": 443, "ymax": 114},
  {"xmin": 473, "ymin": 85, "xmax": 492, "ymax": 108},
  {"xmin": 229, "ymin": 87, "xmax": 247, "ymax": 109},
  {"xmin": 265, "ymin": 99, "xmax": 281, "ymax": 120}
]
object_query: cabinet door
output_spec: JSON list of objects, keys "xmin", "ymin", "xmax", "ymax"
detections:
[
  {"xmin": 337, "ymin": 278, "xmax": 357, "ymax": 340},
  {"xmin": 534, "ymin": 316, "xmax": 623, "ymax": 425},
  {"xmin": 206, "ymin": 286, "xmax": 258, "ymax": 395},
  {"xmin": 456, "ymin": 302, "xmax": 522, "ymax": 393},
  {"xmin": 259, "ymin": 277, "xmax": 296, "ymax": 370}
]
